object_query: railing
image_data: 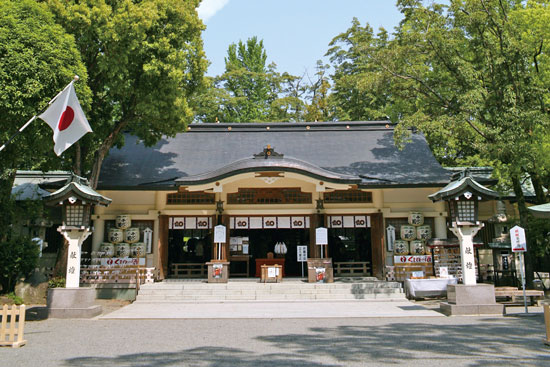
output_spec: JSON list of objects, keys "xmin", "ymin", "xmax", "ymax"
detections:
[
  {"xmin": 171, "ymin": 263, "xmax": 207, "ymax": 278},
  {"xmin": 334, "ymin": 261, "xmax": 371, "ymax": 276},
  {"xmin": 80, "ymin": 266, "xmax": 157, "ymax": 285},
  {"xmin": 1, "ymin": 304, "xmax": 26, "ymax": 348},
  {"xmin": 385, "ymin": 265, "xmax": 434, "ymax": 282}
]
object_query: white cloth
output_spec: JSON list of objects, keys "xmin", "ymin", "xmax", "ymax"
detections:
[
  {"xmin": 39, "ymin": 82, "xmax": 92, "ymax": 156},
  {"xmin": 405, "ymin": 278, "xmax": 458, "ymax": 298}
]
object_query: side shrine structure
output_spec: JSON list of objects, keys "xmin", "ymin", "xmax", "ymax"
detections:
[{"xmin": 82, "ymin": 121, "xmax": 509, "ymax": 282}]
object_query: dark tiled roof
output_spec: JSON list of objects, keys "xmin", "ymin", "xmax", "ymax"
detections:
[{"xmin": 98, "ymin": 121, "xmax": 451, "ymax": 189}]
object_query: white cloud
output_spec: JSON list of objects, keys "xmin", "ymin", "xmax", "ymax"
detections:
[{"xmin": 197, "ymin": 0, "xmax": 230, "ymax": 22}]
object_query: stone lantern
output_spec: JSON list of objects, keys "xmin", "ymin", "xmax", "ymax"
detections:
[
  {"xmin": 429, "ymin": 170, "xmax": 503, "ymax": 315},
  {"xmin": 44, "ymin": 175, "xmax": 111, "ymax": 288}
]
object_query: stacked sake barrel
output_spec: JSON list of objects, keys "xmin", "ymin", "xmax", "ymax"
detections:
[
  {"xmin": 99, "ymin": 215, "xmax": 146, "ymax": 258},
  {"xmin": 393, "ymin": 212, "xmax": 431, "ymax": 255}
]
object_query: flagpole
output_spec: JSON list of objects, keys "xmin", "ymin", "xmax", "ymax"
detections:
[
  {"xmin": 0, "ymin": 75, "xmax": 80, "ymax": 153},
  {"xmin": 0, "ymin": 115, "xmax": 37, "ymax": 152}
]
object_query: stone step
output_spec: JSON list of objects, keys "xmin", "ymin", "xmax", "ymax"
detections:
[
  {"xmin": 139, "ymin": 282, "xmax": 401, "ymax": 291},
  {"xmin": 135, "ymin": 280, "xmax": 404, "ymax": 303},
  {"xmin": 134, "ymin": 292, "xmax": 406, "ymax": 303}
]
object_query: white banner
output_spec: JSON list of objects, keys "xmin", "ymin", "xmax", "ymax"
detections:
[
  {"xmin": 169, "ymin": 217, "xmax": 212, "ymax": 230},
  {"xmin": 100, "ymin": 257, "xmax": 145, "ymax": 266},
  {"xmin": 394, "ymin": 255, "xmax": 432, "ymax": 264},
  {"xmin": 328, "ymin": 215, "xmax": 370, "ymax": 228}
]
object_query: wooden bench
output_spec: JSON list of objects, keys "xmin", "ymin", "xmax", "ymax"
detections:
[{"xmin": 495, "ymin": 287, "xmax": 545, "ymax": 306}]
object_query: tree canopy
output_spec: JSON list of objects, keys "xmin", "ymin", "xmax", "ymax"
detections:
[
  {"xmin": 45, "ymin": 0, "xmax": 208, "ymax": 188},
  {"xmin": 0, "ymin": 0, "xmax": 89, "ymax": 235}
]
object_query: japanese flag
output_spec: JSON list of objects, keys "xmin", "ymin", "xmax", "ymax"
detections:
[{"xmin": 39, "ymin": 82, "xmax": 92, "ymax": 156}]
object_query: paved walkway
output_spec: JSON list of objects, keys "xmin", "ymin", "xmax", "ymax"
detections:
[
  {"xmin": 100, "ymin": 299, "xmax": 445, "ymax": 319},
  {"xmin": 2, "ymin": 314, "xmax": 549, "ymax": 367}
]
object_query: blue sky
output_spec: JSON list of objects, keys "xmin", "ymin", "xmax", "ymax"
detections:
[{"xmin": 197, "ymin": 0, "xmax": 404, "ymax": 77}]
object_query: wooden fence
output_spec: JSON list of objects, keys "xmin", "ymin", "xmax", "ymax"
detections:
[
  {"xmin": 1, "ymin": 304, "xmax": 26, "ymax": 348},
  {"xmin": 385, "ymin": 265, "xmax": 434, "ymax": 282},
  {"xmin": 80, "ymin": 266, "xmax": 157, "ymax": 285},
  {"xmin": 170, "ymin": 263, "xmax": 207, "ymax": 278},
  {"xmin": 334, "ymin": 261, "xmax": 371, "ymax": 276},
  {"xmin": 544, "ymin": 304, "xmax": 550, "ymax": 346}
]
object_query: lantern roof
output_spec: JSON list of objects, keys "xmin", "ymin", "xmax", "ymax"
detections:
[
  {"xmin": 428, "ymin": 170, "xmax": 499, "ymax": 202},
  {"xmin": 43, "ymin": 174, "xmax": 111, "ymax": 207}
]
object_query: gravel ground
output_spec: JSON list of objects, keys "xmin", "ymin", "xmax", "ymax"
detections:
[{"xmin": 1, "ymin": 304, "xmax": 549, "ymax": 367}]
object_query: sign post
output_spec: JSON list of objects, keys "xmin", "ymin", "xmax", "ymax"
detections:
[
  {"xmin": 297, "ymin": 245, "xmax": 308, "ymax": 278},
  {"xmin": 315, "ymin": 227, "xmax": 328, "ymax": 258},
  {"xmin": 214, "ymin": 225, "xmax": 227, "ymax": 260},
  {"xmin": 510, "ymin": 225, "xmax": 528, "ymax": 314}
]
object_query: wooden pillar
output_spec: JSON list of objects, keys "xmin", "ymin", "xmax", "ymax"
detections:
[
  {"xmin": 370, "ymin": 213, "xmax": 386, "ymax": 280},
  {"xmin": 158, "ymin": 215, "xmax": 169, "ymax": 280},
  {"xmin": 309, "ymin": 214, "xmax": 318, "ymax": 258},
  {"xmin": 222, "ymin": 214, "xmax": 230, "ymax": 260}
]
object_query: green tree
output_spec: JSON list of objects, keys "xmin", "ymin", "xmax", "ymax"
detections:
[
  {"xmin": 0, "ymin": 0, "xmax": 89, "ymax": 238},
  {"xmin": 45, "ymin": 0, "xmax": 208, "ymax": 188},
  {"xmin": 388, "ymin": 0, "xmax": 550, "ymax": 281},
  {"xmin": 326, "ymin": 18, "xmax": 392, "ymax": 121}
]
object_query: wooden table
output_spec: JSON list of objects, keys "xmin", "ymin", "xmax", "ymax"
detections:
[
  {"xmin": 229, "ymin": 255, "xmax": 251, "ymax": 277},
  {"xmin": 255, "ymin": 258, "xmax": 285, "ymax": 277}
]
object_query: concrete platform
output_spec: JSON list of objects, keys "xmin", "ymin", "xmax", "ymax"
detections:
[{"xmin": 99, "ymin": 299, "xmax": 443, "ymax": 319}]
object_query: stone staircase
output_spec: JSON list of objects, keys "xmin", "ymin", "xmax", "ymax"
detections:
[{"xmin": 135, "ymin": 277, "xmax": 405, "ymax": 303}]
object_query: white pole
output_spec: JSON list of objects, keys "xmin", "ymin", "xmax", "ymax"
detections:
[{"xmin": 520, "ymin": 252, "xmax": 528, "ymax": 314}]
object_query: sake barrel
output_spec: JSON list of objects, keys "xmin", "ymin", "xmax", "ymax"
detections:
[
  {"xmin": 131, "ymin": 242, "xmax": 146, "ymax": 257},
  {"xmin": 410, "ymin": 240, "xmax": 426, "ymax": 255},
  {"xmin": 124, "ymin": 227, "xmax": 140, "ymax": 243},
  {"xmin": 116, "ymin": 243, "xmax": 130, "ymax": 258},
  {"xmin": 408, "ymin": 212, "xmax": 424, "ymax": 226},
  {"xmin": 99, "ymin": 242, "xmax": 115, "ymax": 258},
  {"xmin": 115, "ymin": 215, "xmax": 131, "ymax": 229},
  {"xmin": 400, "ymin": 225, "xmax": 416, "ymax": 241},
  {"xmin": 394, "ymin": 240, "xmax": 409, "ymax": 255},
  {"xmin": 416, "ymin": 225, "xmax": 432, "ymax": 240},
  {"xmin": 108, "ymin": 228, "xmax": 124, "ymax": 244}
]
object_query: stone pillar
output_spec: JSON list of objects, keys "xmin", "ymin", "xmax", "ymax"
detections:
[
  {"xmin": 59, "ymin": 228, "xmax": 92, "ymax": 288},
  {"xmin": 450, "ymin": 225, "xmax": 482, "ymax": 286},
  {"xmin": 91, "ymin": 217, "xmax": 104, "ymax": 257},
  {"xmin": 434, "ymin": 216, "xmax": 447, "ymax": 239}
]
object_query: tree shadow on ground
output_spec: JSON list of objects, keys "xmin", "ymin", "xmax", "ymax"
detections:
[
  {"xmin": 258, "ymin": 317, "xmax": 549, "ymax": 367},
  {"xmin": 64, "ymin": 317, "xmax": 549, "ymax": 367},
  {"xmin": 65, "ymin": 346, "xmax": 338, "ymax": 367}
]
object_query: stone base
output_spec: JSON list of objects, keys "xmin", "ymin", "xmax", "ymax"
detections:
[
  {"xmin": 440, "ymin": 284, "xmax": 504, "ymax": 316},
  {"xmin": 440, "ymin": 302, "xmax": 504, "ymax": 316},
  {"xmin": 206, "ymin": 261, "xmax": 229, "ymax": 283},
  {"xmin": 47, "ymin": 288, "xmax": 102, "ymax": 319}
]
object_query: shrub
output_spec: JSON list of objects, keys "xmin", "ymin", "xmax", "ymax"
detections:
[
  {"xmin": 6, "ymin": 292, "xmax": 23, "ymax": 305},
  {"xmin": 48, "ymin": 277, "xmax": 66, "ymax": 288},
  {"xmin": 0, "ymin": 235, "xmax": 39, "ymax": 293}
]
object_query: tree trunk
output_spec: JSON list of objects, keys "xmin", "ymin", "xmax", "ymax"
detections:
[
  {"xmin": 53, "ymin": 238, "xmax": 68, "ymax": 278},
  {"xmin": 529, "ymin": 171, "xmax": 547, "ymax": 204},
  {"xmin": 0, "ymin": 169, "xmax": 17, "ymax": 241},
  {"xmin": 511, "ymin": 174, "xmax": 534, "ymax": 287},
  {"xmin": 88, "ymin": 118, "xmax": 130, "ymax": 189}
]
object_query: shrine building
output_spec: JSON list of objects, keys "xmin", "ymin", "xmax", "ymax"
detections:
[{"xmin": 90, "ymin": 121, "xmax": 502, "ymax": 280}]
